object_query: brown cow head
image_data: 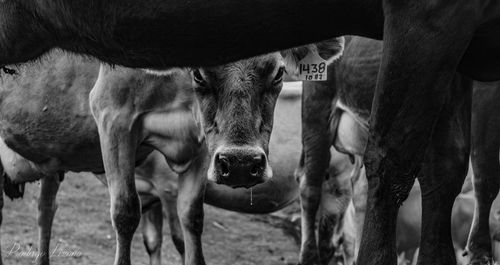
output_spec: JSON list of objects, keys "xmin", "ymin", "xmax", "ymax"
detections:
[{"xmin": 192, "ymin": 37, "xmax": 344, "ymax": 188}]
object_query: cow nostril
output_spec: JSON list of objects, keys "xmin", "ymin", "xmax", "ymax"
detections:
[
  {"xmin": 221, "ymin": 165, "xmax": 230, "ymax": 177},
  {"xmin": 250, "ymin": 165, "xmax": 259, "ymax": 176},
  {"xmin": 250, "ymin": 155, "xmax": 265, "ymax": 177},
  {"xmin": 217, "ymin": 154, "xmax": 231, "ymax": 178}
]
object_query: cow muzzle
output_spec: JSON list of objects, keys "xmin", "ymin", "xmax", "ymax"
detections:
[{"xmin": 209, "ymin": 146, "xmax": 272, "ymax": 188}]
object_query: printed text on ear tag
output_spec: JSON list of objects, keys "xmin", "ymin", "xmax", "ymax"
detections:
[{"xmin": 297, "ymin": 51, "xmax": 327, "ymax": 81}]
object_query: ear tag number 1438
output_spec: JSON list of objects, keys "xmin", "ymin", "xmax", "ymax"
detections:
[{"xmin": 297, "ymin": 51, "xmax": 327, "ymax": 81}]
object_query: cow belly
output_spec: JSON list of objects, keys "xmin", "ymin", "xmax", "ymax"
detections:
[{"xmin": 0, "ymin": 139, "xmax": 48, "ymax": 183}]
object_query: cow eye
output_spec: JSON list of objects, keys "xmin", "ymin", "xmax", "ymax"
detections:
[
  {"xmin": 273, "ymin": 67, "xmax": 285, "ymax": 85},
  {"xmin": 192, "ymin": 69, "xmax": 206, "ymax": 85}
]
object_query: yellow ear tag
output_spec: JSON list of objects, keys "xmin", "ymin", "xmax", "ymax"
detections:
[{"xmin": 297, "ymin": 51, "xmax": 327, "ymax": 81}]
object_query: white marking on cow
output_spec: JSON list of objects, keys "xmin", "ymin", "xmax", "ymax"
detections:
[{"xmin": 142, "ymin": 68, "xmax": 186, "ymax": 76}]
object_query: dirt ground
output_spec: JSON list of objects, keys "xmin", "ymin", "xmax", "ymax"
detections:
[{"xmin": 1, "ymin": 83, "xmax": 304, "ymax": 265}]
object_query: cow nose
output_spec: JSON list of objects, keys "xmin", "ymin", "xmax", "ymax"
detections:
[
  {"xmin": 217, "ymin": 154, "xmax": 231, "ymax": 178},
  {"xmin": 214, "ymin": 151, "xmax": 267, "ymax": 188},
  {"xmin": 250, "ymin": 155, "xmax": 264, "ymax": 176}
]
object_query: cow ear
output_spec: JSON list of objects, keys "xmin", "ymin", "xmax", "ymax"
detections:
[{"xmin": 280, "ymin": 37, "xmax": 344, "ymax": 77}]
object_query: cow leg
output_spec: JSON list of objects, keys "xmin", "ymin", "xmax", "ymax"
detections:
[
  {"xmin": 37, "ymin": 173, "xmax": 62, "ymax": 265},
  {"xmin": 0, "ymin": 166, "xmax": 4, "ymax": 265},
  {"xmin": 341, "ymin": 200, "xmax": 359, "ymax": 265},
  {"xmin": 317, "ymin": 207, "xmax": 339, "ymax": 265},
  {"xmin": 162, "ymin": 195, "xmax": 185, "ymax": 261},
  {"xmin": 466, "ymin": 88, "xmax": 500, "ymax": 265},
  {"xmin": 156, "ymin": 188, "xmax": 185, "ymax": 263},
  {"xmin": 176, "ymin": 150, "xmax": 207, "ymax": 265},
  {"xmin": 417, "ymin": 76, "xmax": 472, "ymax": 265},
  {"xmin": 410, "ymin": 248, "xmax": 420, "ymax": 265},
  {"xmin": 317, "ymin": 150, "xmax": 354, "ymax": 265},
  {"xmin": 299, "ymin": 67, "xmax": 336, "ymax": 265},
  {"xmin": 298, "ymin": 153, "xmax": 328, "ymax": 265},
  {"xmin": 356, "ymin": 2, "xmax": 474, "ymax": 264},
  {"xmin": 96, "ymin": 118, "xmax": 141, "ymax": 265},
  {"xmin": 319, "ymin": 210, "xmax": 348, "ymax": 265},
  {"xmin": 141, "ymin": 201, "xmax": 163, "ymax": 265},
  {"xmin": 467, "ymin": 162, "xmax": 499, "ymax": 265}
]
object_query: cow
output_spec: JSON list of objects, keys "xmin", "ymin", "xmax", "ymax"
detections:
[
  {"xmin": 0, "ymin": 41, "xmax": 342, "ymax": 265},
  {"xmin": 0, "ymin": 53, "xmax": 198, "ymax": 265},
  {"xmin": 2, "ymin": 1, "xmax": 500, "ymax": 265},
  {"xmin": 31, "ymin": 86, "xmax": 303, "ymax": 265},
  {"xmin": 106, "ymin": 88, "xmax": 303, "ymax": 263},
  {"xmin": 299, "ymin": 36, "xmax": 500, "ymax": 265},
  {"xmin": 296, "ymin": 37, "xmax": 383, "ymax": 265},
  {"xmin": 92, "ymin": 38, "xmax": 341, "ymax": 265}
]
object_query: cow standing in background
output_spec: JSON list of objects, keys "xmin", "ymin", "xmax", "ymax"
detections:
[
  {"xmin": 113, "ymin": 88, "xmax": 304, "ymax": 263},
  {"xmin": 299, "ymin": 36, "xmax": 500, "ymax": 265},
  {"xmin": 41, "ymin": 84, "xmax": 304, "ymax": 265}
]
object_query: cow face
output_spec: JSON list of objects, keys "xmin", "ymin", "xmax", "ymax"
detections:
[{"xmin": 193, "ymin": 37, "xmax": 344, "ymax": 189}]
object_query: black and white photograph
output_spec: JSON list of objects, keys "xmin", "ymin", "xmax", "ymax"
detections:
[{"xmin": 0, "ymin": 1, "xmax": 499, "ymax": 265}]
